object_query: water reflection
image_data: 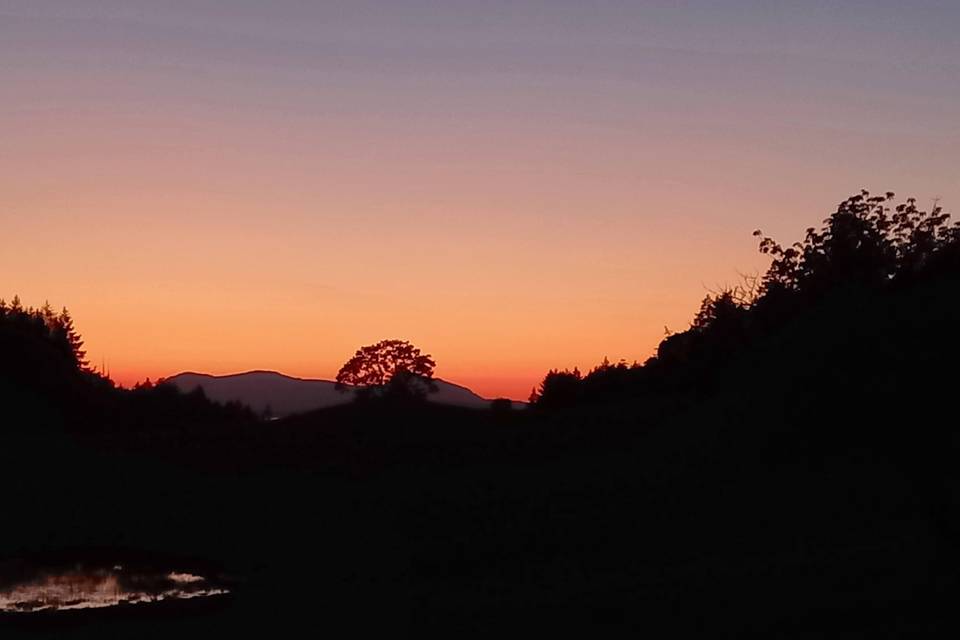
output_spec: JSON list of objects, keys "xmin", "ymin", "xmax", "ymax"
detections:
[{"xmin": 0, "ymin": 564, "xmax": 228, "ymax": 613}]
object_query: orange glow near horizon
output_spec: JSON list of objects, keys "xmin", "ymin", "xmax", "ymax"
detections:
[{"xmin": 3, "ymin": 3, "xmax": 958, "ymax": 400}]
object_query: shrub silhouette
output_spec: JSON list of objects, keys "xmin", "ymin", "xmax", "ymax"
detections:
[{"xmin": 534, "ymin": 368, "xmax": 583, "ymax": 409}]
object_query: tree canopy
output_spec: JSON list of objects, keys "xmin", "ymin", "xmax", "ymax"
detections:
[
  {"xmin": 530, "ymin": 190, "xmax": 960, "ymax": 409},
  {"xmin": 754, "ymin": 190, "xmax": 959, "ymax": 296},
  {"xmin": 335, "ymin": 339, "xmax": 437, "ymax": 399}
]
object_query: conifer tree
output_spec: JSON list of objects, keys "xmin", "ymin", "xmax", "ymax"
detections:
[{"xmin": 57, "ymin": 307, "xmax": 88, "ymax": 369}]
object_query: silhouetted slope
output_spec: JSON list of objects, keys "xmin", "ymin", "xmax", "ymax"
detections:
[{"xmin": 533, "ymin": 191, "xmax": 960, "ymax": 411}]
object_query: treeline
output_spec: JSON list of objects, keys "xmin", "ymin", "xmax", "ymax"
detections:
[
  {"xmin": 0, "ymin": 295, "xmax": 111, "ymax": 409},
  {"xmin": 530, "ymin": 191, "xmax": 960, "ymax": 409},
  {"xmin": 0, "ymin": 296, "xmax": 257, "ymax": 430},
  {"xmin": 0, "ymin": 296, "xmax": 89, "ymax": 371}
]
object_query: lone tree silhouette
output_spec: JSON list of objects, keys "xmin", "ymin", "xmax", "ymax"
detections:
[{"xmin": 335, "ymin": 339, "xmax": 437, "ymax": 400}]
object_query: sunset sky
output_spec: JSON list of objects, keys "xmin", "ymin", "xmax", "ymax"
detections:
[{"xmin": 2, "ymin": 1, "xmax": 958, "ymax": 399}]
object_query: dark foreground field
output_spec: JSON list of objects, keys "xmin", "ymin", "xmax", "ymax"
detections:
[
  {"xmin": 4, "ymin": 292, "xmax": 960, "ymax": 638},
  {"xmin": 2, "ymin": 410, "xmax": 956, "ymax": 638}
]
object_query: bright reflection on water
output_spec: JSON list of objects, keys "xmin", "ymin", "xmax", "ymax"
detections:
[{"xmin": 0, "ymin": 565, "xmax": 228, "ymax": 613}]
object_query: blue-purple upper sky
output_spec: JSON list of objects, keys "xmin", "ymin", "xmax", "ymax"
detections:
[{"xmin": 2, "ymin": 1, "xmax": 958, "ymax": 397}]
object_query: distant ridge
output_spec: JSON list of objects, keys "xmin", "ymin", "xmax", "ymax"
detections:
[{"xmin": 163, "ymin": 370, "xmax": 524, "ymax": 417}]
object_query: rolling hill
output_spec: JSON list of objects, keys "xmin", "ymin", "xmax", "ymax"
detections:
[{"xmin": 163, "ymin": 370, "xmax": 522, "ymax": 417}]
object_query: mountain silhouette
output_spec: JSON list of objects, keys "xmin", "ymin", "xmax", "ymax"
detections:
[{"xmin": 163, "ymin": 370, "xmax": 522, "ymax": 417}]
